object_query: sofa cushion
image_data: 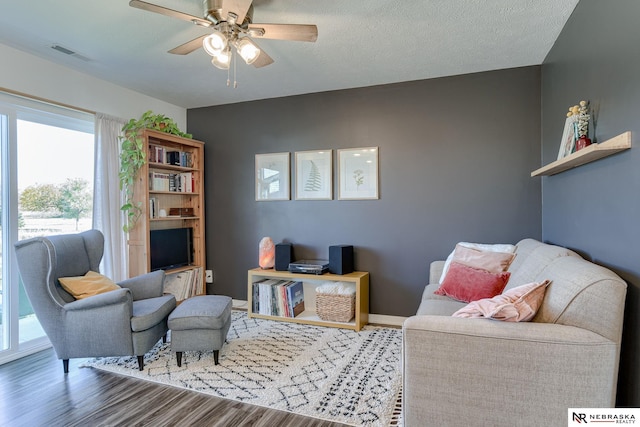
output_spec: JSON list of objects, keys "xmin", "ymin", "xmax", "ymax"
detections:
[
  {"xmin": 416, "ymin": 297, "xmax": 468, "ymax": 316},
  {"xmin": 505, "ymin": 239, "xmax": 578, "ymax": 290},
  {"xmin": 434, "ymin": 262, "xmax": 511, "ymax": 303},
  {"xmin": 421, "ymin": 283, "xmax": 455, "ymax": 301},
  {"xmin": 439, "ymin": 242, "xmax": 516, "ymax": 283},
  {"xmin": 452, "ymin": 280, "xmax": 550, "ymax": 321},
  {"xmin": 450, "ymin": 244, "xmax": 515, "ymax": 273},
  {"xmin": 58, "ymin": 271, "xmax": 121, "ymax": 300},
  {"xmin": 531, "ymin": 256, "xmax": 627, "ymax": 342},
  {"xmin": 131, "ymin": 295, "xmax": 176, "ymax": 332}
]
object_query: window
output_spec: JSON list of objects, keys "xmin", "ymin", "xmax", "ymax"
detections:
[{"xmin": 0, "ymin": 91, "xmax": 95, "ymax": 363}]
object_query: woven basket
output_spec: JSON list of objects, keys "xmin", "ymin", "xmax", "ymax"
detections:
[{"xmin": 316, "ymin": 293, "xmax": 355, "ymax": 322}]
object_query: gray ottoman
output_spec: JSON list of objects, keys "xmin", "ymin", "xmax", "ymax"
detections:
[{"xmin": 168, "ymin": 295, "xmax": 232, "ymax": 366}]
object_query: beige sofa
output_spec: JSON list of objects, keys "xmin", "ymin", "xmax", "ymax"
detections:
[{"xmin": 403, "ymin": 238, "xmax": 627, "ymax": 427}]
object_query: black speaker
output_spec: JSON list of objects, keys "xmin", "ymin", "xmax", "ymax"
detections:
[
  {"xmin": 329, "ymin": 245, "xmax": 354, "ymax": 275},
  {"xmin": 275, "ymin": 243, "xmax": 294, "ymax": 271}
]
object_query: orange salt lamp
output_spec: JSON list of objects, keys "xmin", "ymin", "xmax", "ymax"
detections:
[{"xmin": 259, "ymin": 237, "xmax": 275, "ymax": 269}]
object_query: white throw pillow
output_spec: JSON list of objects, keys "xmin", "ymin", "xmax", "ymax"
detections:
[{"xmin": 438, "ymin": 242, "xmax": 516, "ymax": 284}]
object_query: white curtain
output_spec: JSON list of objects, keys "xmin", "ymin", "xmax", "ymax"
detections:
[{"xmin": 94, "ymin": 113, "xmax": 128, "ymax": 281}]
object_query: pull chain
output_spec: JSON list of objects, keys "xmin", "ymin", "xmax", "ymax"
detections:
[
  {"xmin": 233, "ymin": 51, "xmax": 238, "ymax": 88},
  {"xmin": 221, "ymin": 49, "xmax": 238, "ymax": 88}
]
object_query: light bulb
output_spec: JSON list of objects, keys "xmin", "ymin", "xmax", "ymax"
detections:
[
  {"xmin": 211, "ymin": 48, "xmax": 231, "ymax": 70},
  {"xmin": 235, "ymin": 38, "xmax": 260, "ymax": 64},
  {"xmin": 203, "ymin": 31, "xmax": 227, "ymax": 56}
]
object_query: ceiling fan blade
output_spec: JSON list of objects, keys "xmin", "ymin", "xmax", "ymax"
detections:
[
  {"xmin": 168, "ymin": 35, "xmax": 208, "ymax": 55},
  {"xmin": 247, "ymin": 24, "xmax": 318, "ymax": 42},
  {"xmin": 222, "ymin": 0, "xmax": 253, "ymax": 25},
  {"xmin": 251, "ymin": 44, "xmax": 274, "ymax": 68},
  {"xmin": 129, "ymin": 0, "xmax": 212, "ymax": 27}
]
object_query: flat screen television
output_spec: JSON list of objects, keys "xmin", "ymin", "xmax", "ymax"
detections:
[{"xmin": 149, "ymin": 227, "xmax": 193, "ymax": 271}]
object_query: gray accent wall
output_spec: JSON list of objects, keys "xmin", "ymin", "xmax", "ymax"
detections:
[
  {"xmin": 187, "ymin": 66, "xmax": 541, "ymax": 317},
  {"xmin": 541, "ymin": 0, "xmax": 640, "ymax": 407}
]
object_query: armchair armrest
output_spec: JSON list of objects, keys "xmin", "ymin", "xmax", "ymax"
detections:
[
  {"xmin": 118, "ymin": 270, "xmax": 165, "ymax": 300},
  {"xmin": 403, "ymin": 315, "xmax": 619, "ymax": 426},
  {"xmin": 64, "ymin": 288, "xmax": 131, "ymax": 311},
  {"xmin": 61, "ymin": 288, "xmax": 134, "ymax": 359}
]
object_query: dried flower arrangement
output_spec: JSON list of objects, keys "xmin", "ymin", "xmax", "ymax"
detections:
[{"xmin": 566, "ymin": 100, "xmax": 590, "ymax": 138}]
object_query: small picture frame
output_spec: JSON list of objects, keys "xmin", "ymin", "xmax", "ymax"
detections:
[
  {"xmin": 255, "ymin": 152, "xmax": 290, "ymax": 201},
  {"xmin": 338, "ymin": 147, "xmax": 379, "ymax": 200},
  {"xmin": 557, "ymin": 115, "xmax": 579, "ymax": 160},
  {"xmin": 295, "ymin": 149, "xmax": 333, "ymax": 200}
]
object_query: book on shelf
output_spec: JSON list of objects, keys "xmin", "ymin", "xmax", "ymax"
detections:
[
  {"xmin": 173, "ymin": 172, "xmax": 193, "ymax": 193},
  {"xmin": 149, "ymin": 171, "xmax": 171, "ymax": 191},
  {"xmin": 278, "ymin": 282, "xmax": 289, "ymax": 317},
  {"xmin": 148, "ymin": 145, "xmax": 194, "ymax": 168},
  {"xmin": 259, "ymin": 279, "xmax": 279, "ymax": 316},
  {"xmin": 181, "ymin": 151, "xmax": 193, "ymax": 168},
  {"xmin": 272, "ymin": 280, "xmax": 290, "ymax": 317},
  {"xmin": 149, "ymin": 171, "xmax": 194, "ymax": 193},
  {"xmin": 166, "ymin": 150, "xmax": 181, "ymax": 166},
  {"xmin": 163, "ymin": 267, "xmax": 202, "ymax": 301},
  {"xmin": 286, "ymin": 281, "xmax": 305, "ymax": 317},
  {"xmin": 179, "ymin": 172, "xmax": 193, "ymax": 193},
  {"xmin": 251, "ymin": 278, "xmax": 304, "ymax": 318},
  {"xmin": 148, "ymin": 144, "xmax": 166, "ymax": 164},
  {"xmin": 149, "ymin": 197, "xmax": 158, "ymax": 219}
]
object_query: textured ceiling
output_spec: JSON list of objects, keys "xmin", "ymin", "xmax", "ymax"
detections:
[{"xmin": 0, "ymin": 0, "xmax": 578, "ymax": 108}]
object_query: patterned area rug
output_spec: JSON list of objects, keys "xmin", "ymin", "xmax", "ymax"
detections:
[{"xmin": 83, "ymin": 311, "xmax": 403, "ymax": 427}]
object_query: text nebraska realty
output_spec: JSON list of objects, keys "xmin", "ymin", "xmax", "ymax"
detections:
[{"xmin": 574, "ymin": 412, "xmax": 636, "ymax": 424}]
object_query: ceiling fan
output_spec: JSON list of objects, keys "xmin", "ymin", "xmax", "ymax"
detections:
[{"xmin": 129, "ymin": 0, "xmax": 318, "ymax": 71}]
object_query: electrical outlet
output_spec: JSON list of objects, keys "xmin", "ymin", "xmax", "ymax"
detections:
[{"xmin": 205, "ymin": 270, "xmax": 213, "ymax": 283}]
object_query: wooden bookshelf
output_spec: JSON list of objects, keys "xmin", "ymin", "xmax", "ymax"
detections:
[
  {"xmin": 127, "ymin": 129, "xmax": 206, "ymax": 300},
  {"xmin": 531, "ymin": 131, "xmax": 631, "ymax": 177},
  {"xmin": 247, "ymin": 268, "xmax": 369, "ymax": 331}
]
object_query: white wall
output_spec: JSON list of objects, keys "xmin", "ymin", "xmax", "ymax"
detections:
[{"xmin": 0, "ymin": 43, "xmax": 185, "ymax": 127}]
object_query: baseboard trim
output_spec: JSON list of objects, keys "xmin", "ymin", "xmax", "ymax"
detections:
[
  {"xmin": 368, "ymin": 314, "xmax": 407, "ymax": 327},
  {"xmin": 232, "ymin": 299, "xmax": 249, "ymax": 310},
  {"xmin": 231, "ymin": 299, "xmax": 407, "ymax": 327}
]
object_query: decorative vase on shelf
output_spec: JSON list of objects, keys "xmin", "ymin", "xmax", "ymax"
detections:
[{"xmin": 575, "ymin": 135, "xmax": 592, "ymax": 152}]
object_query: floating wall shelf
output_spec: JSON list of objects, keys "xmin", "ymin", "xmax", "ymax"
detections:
[{"xmin": 531, "ymin": 131, "xmax": 631, "ymax": 177}]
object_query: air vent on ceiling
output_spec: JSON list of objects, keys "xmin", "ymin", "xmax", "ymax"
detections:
[{"xmin": 50, "ymin": 44, "xmax": 91, "ymax": 62}]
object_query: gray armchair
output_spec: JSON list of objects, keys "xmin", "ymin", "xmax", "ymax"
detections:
[{"xmin": 14, "ymin": 229, "xmax": 176, "ymax": 373}]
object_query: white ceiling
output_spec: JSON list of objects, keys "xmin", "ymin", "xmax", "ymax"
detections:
[{"xmin": 0, "ymin": 0, "xmax": 578, "ymax": 109}]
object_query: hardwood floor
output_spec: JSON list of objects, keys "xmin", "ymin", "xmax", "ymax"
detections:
[{"xmin": 0, "ymin": 348, "xmax": 350, "ymax": 427}]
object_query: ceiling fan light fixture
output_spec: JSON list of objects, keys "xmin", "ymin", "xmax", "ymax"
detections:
[
  {"xmin": 130, "ymin": 0, "xmax": 318, "ymax": 78},
  {"xmin": 235, "ymin": 38, "xmax": 260, "ymax": 65},
  {"xmin": 211, "ymin": 47, "xmax": 231, "ymax": 70},
  {"xmin": 202, "ymin": 30, "xmax": 227, "ymax": 56}
]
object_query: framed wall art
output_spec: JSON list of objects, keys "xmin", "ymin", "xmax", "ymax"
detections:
[
  {"xmin": 295, "ymin": 149, "xmax": 333, "ymax": 200},
  {"xmin": 255, "ymin": 152, "xmax": 290, "ymax": 201},
  {"xmin": 338, "ymin": 147, "xmax": 379, "ymax": 200}
]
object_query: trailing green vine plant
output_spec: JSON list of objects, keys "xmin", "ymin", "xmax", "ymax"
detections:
[{"xmin": 119, "ymin": 110, "xmax": 192, "ymax": 232}]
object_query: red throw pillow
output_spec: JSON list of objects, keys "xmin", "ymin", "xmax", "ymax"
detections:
[{"xmin": 434, "ymin": 261, "xmax": 511, "ymax": 303}]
